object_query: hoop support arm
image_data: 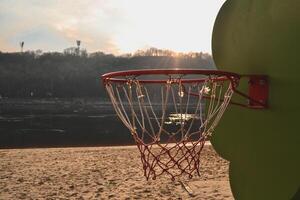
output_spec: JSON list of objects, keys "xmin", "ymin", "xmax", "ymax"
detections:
[{"xmin": 231, "ymin": 75, "xmax": 269, "ymax": 109}]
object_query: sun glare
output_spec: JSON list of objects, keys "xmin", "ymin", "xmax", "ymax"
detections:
[{"xmin": 113, "ymin": 0, "xmax": 225, "ymax": 54}]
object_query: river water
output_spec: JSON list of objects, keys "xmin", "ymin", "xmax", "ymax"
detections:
[
  {"xmin": 0, "ymin": 103, "xmax": 132, "ymax": 148},
  {"xmin": 0, "ymin": 99, "xmax": 204, "ymax": 148}
]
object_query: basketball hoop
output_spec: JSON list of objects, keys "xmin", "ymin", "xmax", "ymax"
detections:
[{"xmin": 101, "ymin": 69, "xmax": 267, "ymax": 180}]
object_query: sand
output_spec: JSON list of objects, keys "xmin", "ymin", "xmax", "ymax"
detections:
[{"xmin": 0, "ymin": 145, "xmax": 233, "ymax": 200}]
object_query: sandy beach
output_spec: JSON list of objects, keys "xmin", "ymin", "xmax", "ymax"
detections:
[{"xmin": 0, "ymin": 145, "xmax": 233, "ymax": 200}]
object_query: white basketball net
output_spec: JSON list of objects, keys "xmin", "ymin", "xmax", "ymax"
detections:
[{"xmin": 104, "ymin": 75, "xmax": 235, "ymax": 180}]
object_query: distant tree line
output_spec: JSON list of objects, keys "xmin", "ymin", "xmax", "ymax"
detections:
[{"xmin": 0, "ymin": 48, "xmax": 215, "ymax": 99}]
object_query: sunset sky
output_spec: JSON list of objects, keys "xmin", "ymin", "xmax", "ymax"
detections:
[{"xmin": 0, "ymin": 0, "xmax": 225, "ymax": 55}]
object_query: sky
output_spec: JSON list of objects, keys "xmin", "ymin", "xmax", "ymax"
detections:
[{"xmin": 0, "ymin": 0, "xmax": 225, "ymax": 55}]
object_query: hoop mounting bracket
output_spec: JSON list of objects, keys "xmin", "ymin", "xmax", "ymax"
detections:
[{"xmin": 232, "ymin": 75, "xmax": 269, "ymax": 109}]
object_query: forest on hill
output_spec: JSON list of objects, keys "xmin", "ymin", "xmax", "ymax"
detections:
[{"xmin": 0, "ymin": 48, "xmax": 215, "ymax": 99}]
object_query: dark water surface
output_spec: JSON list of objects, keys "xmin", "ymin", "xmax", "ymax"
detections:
[
  {"xmin": 0, "ymin": 98, "xmax": 204, "ymax": 148},
  {"xmin": 0, "ymin": 103, "xmax": 133, "ymax": 148}
]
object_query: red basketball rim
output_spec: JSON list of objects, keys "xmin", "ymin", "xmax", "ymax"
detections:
[{"xmin": 102, "ymin": 69, "xmax": 241, "ymax": 85}]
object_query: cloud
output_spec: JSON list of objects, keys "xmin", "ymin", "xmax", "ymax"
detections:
[
  {"xmin": 0, "ymin": 0, "xmax": 123, "ymax": 53},
  {"xmin": 0, "ymin": 0, "xmax": 225, "ymax": 54},
  {"xmin": 8, "ymin": 26, "xmax": 69, "ymax": 51}
]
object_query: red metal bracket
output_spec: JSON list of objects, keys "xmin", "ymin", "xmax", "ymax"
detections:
[{"xmin": 232, "ymin": 75, "xmax": 269, "ymax": 109}]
